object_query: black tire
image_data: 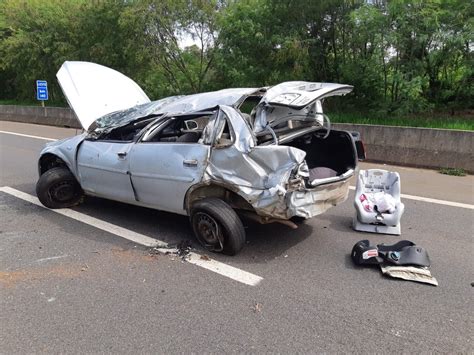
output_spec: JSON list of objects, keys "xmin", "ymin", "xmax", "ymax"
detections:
[
  {"xmin": 190, "ymin": 198, "xmax": 245, "ymax": 256},
  {"xmin": 290, "ymin": 216, "xmax": 306, "ymax": 225},
  {"xmin": 36, "ymin": 167, "xmax": 83, "ymax": 209}
]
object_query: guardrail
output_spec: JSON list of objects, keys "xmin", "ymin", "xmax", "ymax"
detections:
[{"xmin": 1, "ymin": 105, "xmax": 472, "ymax": 172}]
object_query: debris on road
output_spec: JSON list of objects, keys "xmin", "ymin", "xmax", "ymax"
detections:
[
  {"xmin": 146, "ymin": 240, "xmax": 193, "ymax": 261},
  {"xmin": 351, "ymin": 239, "xmax": 438, "ymax": 286},
  {"xmin": 176, "ymin": 240, "xmax": 192, "ymax": 259},
  {"xmin": 147, "ymin": 247, "xmax": 161, "ymax": 257},
  {"xmin": 200, "ymin": 254, "xmax": 211, "ymax": 261},
  {"xmin": 381, "ymin": 265, "xmax": 438, "ymax": 286},
  {"xmin": 252, "ymin": 302, "xmax": 262, "ymax": 313}
]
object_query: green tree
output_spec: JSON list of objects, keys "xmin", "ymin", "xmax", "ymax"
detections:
[
  {"xmin": 0, "ymin": 0, "xmax": 86, "ymax": 102},
  {"xmin": 121, "ymin": 0, "xmax": 220, "ymax": 95},
  {"xmin": 0, "ymin": 0, "xmax": 471, "ymax": 117}
]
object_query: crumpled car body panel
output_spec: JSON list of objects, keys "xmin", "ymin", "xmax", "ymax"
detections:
[
  {"xmin": 205, "ymin": 145, "xmax": 305, "ymax": 217},
  {"xmin": 205, "ymin": 144, "xmax": 351, "ymax": 220},
  {"xmin": 286, "ymin": 179, "xmax": 350, "ymax": 219}
]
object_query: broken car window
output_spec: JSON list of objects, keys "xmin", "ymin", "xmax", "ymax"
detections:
[
  {"xmin": 141, "ymin": 114, "xmax": 213, "ymax": 144},
  {"xmin": 212, "ymin": 110, "xmax": 235, "ymax": 148}
]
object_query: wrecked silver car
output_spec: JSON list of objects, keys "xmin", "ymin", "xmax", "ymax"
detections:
[{"xmin": 36, "ymin": 61, "xmax": 364, "ymax": 255}]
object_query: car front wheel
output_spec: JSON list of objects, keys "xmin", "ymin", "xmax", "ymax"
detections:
[
  {"xmin": 190, "ymin": 198, "xmax": 245, "ymax": 255},
  {"xmin": 36, "ymin": 167, "xmax": 83, "ymax": 209}
]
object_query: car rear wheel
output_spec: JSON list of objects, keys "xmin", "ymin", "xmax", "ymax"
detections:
[
  {"xmin": 190, "ymin": 198, "xmax": 245, "ymax": 255},
  {"xmin": 290, "ymin": 216, "xmax": 306, "ymax": 224},
  {"xmin": 36, "ymin": 167, "xmax": 83, "ymax": 209}
]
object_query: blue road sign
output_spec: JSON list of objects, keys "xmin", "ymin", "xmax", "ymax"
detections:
[{"xmin": 36, "ymin": 80, "xmax": 48, "ymax": 101}]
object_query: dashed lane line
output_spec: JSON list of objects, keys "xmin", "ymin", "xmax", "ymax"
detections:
[
  {"xmin": 0, "ymin": 130, "xmax": 57, "ymax": 141},
  {"xmin": 0, "ymin": 186, "xmax": 264, "ymax": 287}
]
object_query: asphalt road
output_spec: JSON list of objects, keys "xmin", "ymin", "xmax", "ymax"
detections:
[{"xmin": 1, "ymin": 121, "xmax": 473, "ymax": 353}]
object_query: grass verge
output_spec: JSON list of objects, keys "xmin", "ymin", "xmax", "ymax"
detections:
[
  {"xmin": 330, "ymin": 112, "xmax": 474, "ymax": 130},
  {"xmin": 439, "ymin": 168, "xmax": 467, "ymax": 176}
]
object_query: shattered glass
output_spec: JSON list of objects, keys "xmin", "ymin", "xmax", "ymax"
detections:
[{"xmin": 89, "ymin": 96, "xmax": 183, "ymax": 134}]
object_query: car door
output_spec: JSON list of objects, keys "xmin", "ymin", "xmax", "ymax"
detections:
[
  {"xmin": 77, "ymin": 140, "xmax": 136, "ymax": 202},
  {"xmin": 128, "ymin": 135, "xmax": 210, "ymax": 215}
]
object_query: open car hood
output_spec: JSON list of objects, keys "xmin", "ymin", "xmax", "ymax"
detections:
[{"xmin": 57, "ymin": 61, "xmax": 150, "ymax": 130}]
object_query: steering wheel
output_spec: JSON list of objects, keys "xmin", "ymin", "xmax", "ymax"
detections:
[
  {"xmin": 265, "ymin": 124, "xmax": 279, "ymax": 145},
  {"xmin": 316, "ymin": 112, "xmax": 331, "ymax": 139},
  {"xmin": 320, "ymin": 113, "xmax": 331, "ymax": 139}
]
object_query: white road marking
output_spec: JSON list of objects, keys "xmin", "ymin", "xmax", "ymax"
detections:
[
  {"xmin": 153, "ymin": 248, "xmax": 263, "ymax": 286},
  {"xmin": 349, "ymin": 186, "xmax": 474, "ymax": 210},
  {"xmin": 0, "ymin": 130, "xmax": 57, "ymax": 141},
  {"xmin": 187, "ymin": 252, "xmax": 263, "ymax": 285},
  {"xmin": 34, "ymin": 255, "xmax": 69, "ymax": 263},
  {"xmin": 0, "ymin": 186, "xmax": 263, "ymax": 286}
]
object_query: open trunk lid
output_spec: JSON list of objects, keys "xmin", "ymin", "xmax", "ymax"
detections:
[
  {"xmin": 57, "ymin": 61, "xmax": 150, "ymax": 130},
  {"xmin": 263, "ymin": 81, "xmax": 353, "ymax": 108},
  {"xmin": 254, "ymin": 81, "xmax": 353, "ymax": 133}
]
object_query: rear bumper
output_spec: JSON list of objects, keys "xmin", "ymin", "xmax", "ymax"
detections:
[
  {"xmin": 252, "ymin": 178, "xmax": 351, "ymax": 220},
  {"xmin": 287, "ymin": 179, "xmax": 351, "ymax": 219}
]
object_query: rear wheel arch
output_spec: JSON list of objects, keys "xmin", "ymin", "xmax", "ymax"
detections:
[
  {"xmin": 184, "ymin": 183, "xmax": 255, "ymax": 215},
  {"xmin": 190, "ymin": 197, "xmax": 245, "ymax": 255}
]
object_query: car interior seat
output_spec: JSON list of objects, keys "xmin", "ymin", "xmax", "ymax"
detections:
[
  {"xmin": 353, "ymin": 169, "xmax": 405, "ymax": 235},
  {"xmin": 177, "ymin": 131, "xmax": 201, "ymax": 143}
]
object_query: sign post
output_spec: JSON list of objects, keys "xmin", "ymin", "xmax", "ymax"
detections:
[{"xmin": 36, "ymin": 80, "xmax": 49, "ymax": 107}]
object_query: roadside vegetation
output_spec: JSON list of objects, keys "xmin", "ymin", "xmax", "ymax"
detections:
[
  {"xmin": 439, "ymin": 168, "xmax": 467, "ymax": 176},
  {"xmin": 330, "ymin": 112, "xmax": 474, "ymax": 130},
  {"xmin": 0, "ymin": 0, "xmax": 472, "ymax": 130}
]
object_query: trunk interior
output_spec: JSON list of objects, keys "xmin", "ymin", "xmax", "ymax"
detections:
[{"xmin": 283, "ymin": 129, "xmax": 357, "ymax": 184}]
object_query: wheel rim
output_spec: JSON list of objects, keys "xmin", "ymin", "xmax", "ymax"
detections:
[
  {"xmin": 194, "ymin": 212, "xmax": 224, "ymax": 252},
  {"xmin": 48, "ymin": 180, "xmax": 77, "ymax": 203}
]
